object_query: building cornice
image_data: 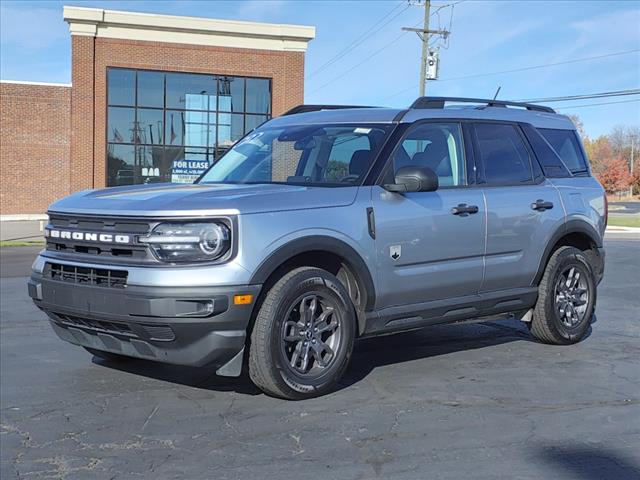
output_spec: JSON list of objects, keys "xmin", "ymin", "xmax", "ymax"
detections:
[{"xmin": 63, "ymin": 6, "xmax": 315, "ymax": 52}]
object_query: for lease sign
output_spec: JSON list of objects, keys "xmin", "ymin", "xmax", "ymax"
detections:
[{"xmin": 171, "ymin": 160, "xmax": 210, "ymax": 184}]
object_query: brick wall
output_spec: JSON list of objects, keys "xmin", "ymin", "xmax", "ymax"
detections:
[
  {"xmin": 0, "ymin": 82, "xmax": 71, "ymax": 215},
  {"xmin": 75, "ymin": 37, "xmax": 305, "ymax": 190},
  {"xmin": 1, "ymin": 38, "xmax": 306, "ymax": 215}
]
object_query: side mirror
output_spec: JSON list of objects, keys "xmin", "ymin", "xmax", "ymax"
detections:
[{"xmin": 384, "ymin": 166, "xmax": 438, "ymax": 193}]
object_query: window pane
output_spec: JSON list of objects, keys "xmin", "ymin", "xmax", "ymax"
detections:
[
  {"xmin": 136, "ymin": 108, "xmax": 164, "ymax": 145},
  {"xmin": 166, "ymin": 73, "xmax": 216, "ymax": 110},
  {"xmin": 137, "ymin": 145, "xmax": 168, "ymax": 183},
  {"xmin": 137, "ymin": 71, "xmax": 164, "ymax": 108},
  {"xmin": 245, "ymin": 114, "xmax": 268, "ymax": 132},
  {"xmin": 218, "ymin": 76, "xmax": 245, "ymax": 112},
  {"xmin": 107, "ymin": 69, "xmax": 135, "ymax": 106},
  {"xmin": 107, "ymin": 144, "xmax": 135, "ymax": 186},
  {"xmin": 217, "ymin": 113, "xmax": 244, "ymax": 149},
  {"xmin": 394, "ymin": 123, "xmax": 466, "ymax": 187},
  {"xmin": 165, "ymin": 146, "xmax": 212, "ymax": 183},
  {"xmin": 166, "ymin": 110, "xmax": 213, "ymax": 146},
  {"xmin": 475, "ymin": 123, "xmax": 533, "ymax": 185},
  {"xmin": 539, "ymin": 128, "xmax": 588, "ymax": 173},
  {"xmin": 107, "ymin": 107, "xmax": 135, "ymax": 143},
  {"xmin": 245, "ymin": 78, "xmax": 270, "ymax": 114}
]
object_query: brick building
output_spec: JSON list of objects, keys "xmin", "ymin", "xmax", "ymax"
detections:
[{"xmin": 0, "ymin": 6, "xmax": 315, "ymax": 216}]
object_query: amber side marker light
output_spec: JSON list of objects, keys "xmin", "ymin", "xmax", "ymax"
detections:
[{"xmin": 233, "ymin": 294, "xmax": 254, "ymax": 305}]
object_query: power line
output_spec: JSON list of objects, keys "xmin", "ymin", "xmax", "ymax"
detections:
[
  {"xmin": 309, "ymin": 1, "xmax": 464, "ymax": 96},
  {"xmin": 306, "ymin": 1, "xmax": 408, "ymax": 79},
  {"xmin": 519, "ymin": 88, "xmax": 640, "ymax": 103},
  {"xmin": 309, "ymin": 16, "xmax": 426, "ymax": 95},
  {"xmin": 382, "ymin": 49, "xmax": 640, "ymax": 101},
  {"xmin": 554, "ymin": 98, "xmax": 640, "ymax": 110}
]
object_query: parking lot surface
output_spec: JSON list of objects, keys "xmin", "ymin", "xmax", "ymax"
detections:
[{"xmin": 1, "ymin": 236, "xmax": 639, "ymax": 480}]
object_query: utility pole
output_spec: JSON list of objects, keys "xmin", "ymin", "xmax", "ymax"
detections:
[{"xmin": 403, "ymin": 0, "xmax": 450, "ymax": 96}]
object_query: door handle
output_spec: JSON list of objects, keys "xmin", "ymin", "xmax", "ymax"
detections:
[
  {"xmin": 531, "ymin": 199, "xmax": 554, "ymax": 211},
  {"xmin": 451, "ymin": 203, "xmax": 479, "ymax": 216}
]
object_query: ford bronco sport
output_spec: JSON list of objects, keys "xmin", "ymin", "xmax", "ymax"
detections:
[{"xmin": 28, "ymin": 96, "xmax": 606, "ymax": 399}]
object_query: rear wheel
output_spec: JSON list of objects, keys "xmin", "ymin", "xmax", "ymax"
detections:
[
  {"xmin": 84, "ymin": 347, "xmax": 131, "ymax": 362},
  {"xmin": 249, "ymin": 267, "xmax": 356, "ymax": 399},
  {"xmin": 530, "ymin": 246, "xmax": 596, "ymax": 345}
]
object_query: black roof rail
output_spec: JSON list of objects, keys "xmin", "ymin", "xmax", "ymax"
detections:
[
  {"xmin": 410, "ymin": 96, "xmax": 555, "ymax": 114},
  {"xmin": 282, "ymin": 104, "xmax": 376, "ymax": 116}
]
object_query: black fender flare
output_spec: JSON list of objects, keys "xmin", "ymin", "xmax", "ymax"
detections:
[
  {"xmin": 249, "ymin": 235, "xmax": 376, "ymax": 311},
  {"xmin": 532, "ymin": 219, "xmax": 603, "ymax": 286}
]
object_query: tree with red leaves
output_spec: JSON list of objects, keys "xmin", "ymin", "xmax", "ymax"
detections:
[{"xmin": 596, "ymin": 156, "xmax": 632, "ymax": 194}]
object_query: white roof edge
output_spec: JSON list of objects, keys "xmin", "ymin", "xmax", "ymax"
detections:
[
  {"xmin": 63, "ymin": 6, "xmax": 315, "ymax": 51},
  {"xmin": 0, "ymin": 79, "xmax": 72, "ymax": 87}
]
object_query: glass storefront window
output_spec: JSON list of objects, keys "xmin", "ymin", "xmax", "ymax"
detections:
[
  {"xmin": 107, "ymin": 107, "xmax": 135, "ymax": 143},
  {"xmin": 107, "ymin": 68, "xmax": 271, "ymax": 186},
  {"xmin": 137, "ymin": 71, "xmax": 164, "ymax": 108},
  {"xmin": 137, "ymin": 108, "xmax": 164, "ymax": 145},
  {"xmin": 245, "ymin": 78, "xmax": 271, "ymax": 114},
  {"xmin": 218, "ymin": 76, "xmax": 244, "ymax": 112},
  {"xmin": 107, "ymin": 69, "xmax": 135, "ymax": 106},
  {"xmin": 107, "ymin": 144, "xmax": 135, "ymax": 185}
]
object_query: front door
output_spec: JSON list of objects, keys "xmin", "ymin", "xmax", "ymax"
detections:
[{"xmin": 372, "ymin": 122, "xmax": 485, "ymax": 309}]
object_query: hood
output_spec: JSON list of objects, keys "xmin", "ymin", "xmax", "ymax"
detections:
[{"xmin": 48, "ymin": 183, "xmax": 359, "ymax": 217}]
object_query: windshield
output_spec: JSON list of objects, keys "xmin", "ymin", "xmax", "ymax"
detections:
[{"xmin": 198, "ymin": 123, "xmax": 393, "ymax": 186}]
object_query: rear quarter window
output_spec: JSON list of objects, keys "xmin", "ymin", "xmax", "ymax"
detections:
[{"xmin": 538, "ymin": 128, "xmax": 589, "ymax": 175}]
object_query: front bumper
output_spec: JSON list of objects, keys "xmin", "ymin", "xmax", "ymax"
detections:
[{"xmin": 28, "ymin": 270, "xmax": 261, "ymax": 371}]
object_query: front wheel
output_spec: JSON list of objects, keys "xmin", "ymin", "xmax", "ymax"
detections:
[
  {"xmin": 249, "ymin": 267, "xmax": 356, "ymax": 399},
  {"xmin": 530, "ymin": 246, "xmax": 596, "ymax": 345}
]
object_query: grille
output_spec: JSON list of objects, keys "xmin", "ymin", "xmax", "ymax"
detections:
[
  {"xmin": 45, "ymin": 214, "xmax": 155, "ymax": 264},
  {"xmin": 52, "ymin": 313, "xmax": 175, "ymax": 342},
  {"xmin": 53, "ymin": 313, "xmax": 137, "ymax": 338},
  {"xmin": 45, "ymin": 262, "xmax": 128, "ymax": 289}
]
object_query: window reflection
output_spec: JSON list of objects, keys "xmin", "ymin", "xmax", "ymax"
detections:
[{"xmin": 107, "ymin": 68, "xmax": 271, "ymax": 186}]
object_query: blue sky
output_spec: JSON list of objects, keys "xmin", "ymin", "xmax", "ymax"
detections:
[{"xmin": 1, "ymin": 0, "xmax": 638, "ymax": 137}]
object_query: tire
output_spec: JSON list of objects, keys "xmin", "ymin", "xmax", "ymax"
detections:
[
  {"xmin": 249, "ymin": 267, "xmax": 356, "ymax": 400},
  {"xmin": 84, "ymin": 347, "xmax": 131, "ymax": 362},
  {"xmin": 530, "ymin": 246, "xmax": 596, "ymax": 345}
]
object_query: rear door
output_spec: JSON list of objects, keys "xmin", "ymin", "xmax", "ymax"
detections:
[
  {"xmin": 472, "ymin": 122, "xmax": 565, "ymax": 292},
  {"xmin": 372, "ymin": 121, "xmax": 485, "ymax": 309}
]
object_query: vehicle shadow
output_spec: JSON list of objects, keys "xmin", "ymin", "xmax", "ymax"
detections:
[
  {"xmin": 92, "ymin": 317, "xmax": 544, "ymax": 397},
  {"xmin": 338, "ymin": 318, "xmax": 538, "ymax": 391},
  {"xmin": 90, "ymin": 356, "xmax": 263, "ymax": 396},
  {"xmin": 534, "ymin": 443, "xmax": 640, "ymax": 480}
]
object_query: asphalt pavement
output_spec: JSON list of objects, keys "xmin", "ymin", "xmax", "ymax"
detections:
[{"xmin": 1, "ymin": 237, "xmax": 639, "ymax": 479}]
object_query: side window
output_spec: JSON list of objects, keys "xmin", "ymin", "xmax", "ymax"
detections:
[
  {"xmin": 538, "ymin": 128, "xmax": 589, "ymax": 174},
  {"xmin": 475, "ymin": 123, "xmax": 533, "ymax": 185},
  {"xmin": 393, "ymin": 123, "xmax": 466, "ymax": 187}
]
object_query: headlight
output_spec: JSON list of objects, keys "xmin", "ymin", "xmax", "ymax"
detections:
[{"xmin": 139, "ymin": 222, "xmax": 231, "ymax": 263}]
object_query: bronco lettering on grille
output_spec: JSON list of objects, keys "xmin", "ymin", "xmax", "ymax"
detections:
[{"xmin": 45, "ymin": 229, "xmax": 131, "ymax": 244}]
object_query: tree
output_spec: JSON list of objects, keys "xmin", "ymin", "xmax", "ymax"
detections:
[
  {"xmin": 566, "ymin": 114, "xmax": 587, "ymax": 139},
  {"xmin": 584, "ymin": 135, "xmax": 612, "ymax": 176},
  {"xmin": 596, "ymin": 156, "xmax": 632, "ymax": 195}
]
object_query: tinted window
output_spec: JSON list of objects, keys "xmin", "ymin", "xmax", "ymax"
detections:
[
  {"xmin": 475, "ymin": 123, "xmax": 533, "ymax": 185},
  {"xmin": 245, "ymin": 78, "xmax": 271, "ymax": 114},
  {"xmin": 539, "ymin": 128, "xmax": 588, "ymax": 174},
  {"xmin": 137, "ymin": 71, "xmax": 164, "ymax": 108},
  {"xmin": 393, "ymin": 123, "xmax": 466, "ymax": 187},
  {"xmin": 107, "ymin": 69, "xmax": 135, "ymax": 106}
]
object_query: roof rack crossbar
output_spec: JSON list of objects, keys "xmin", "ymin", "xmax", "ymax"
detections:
[
  {"xmin": 410, "ymin": 96, "xmax": 555, "ymax": 113},
  {"xmin": 282, "ymin": 104, "xmax": 375, "ymax": 116}
]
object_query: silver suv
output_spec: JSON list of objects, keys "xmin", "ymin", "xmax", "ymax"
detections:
[{"xmin": 28, "ymin": 97, "xmax": 606, "ymax": 399}]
